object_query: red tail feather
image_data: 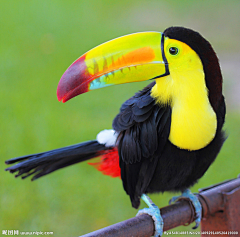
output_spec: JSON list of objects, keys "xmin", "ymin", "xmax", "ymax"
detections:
[{"xmin": 88, "ymin": 148, "xmax": 121, "ymax": 178}]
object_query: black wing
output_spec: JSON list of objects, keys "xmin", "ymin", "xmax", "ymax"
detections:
[{"xmin": 113, "ymin": 82, "xmax": 171, "ymax": 208}]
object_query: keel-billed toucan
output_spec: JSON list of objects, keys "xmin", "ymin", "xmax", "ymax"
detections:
[{"xmin": 6, "ymin": 27, "xmax": 226, "ymax": 236}]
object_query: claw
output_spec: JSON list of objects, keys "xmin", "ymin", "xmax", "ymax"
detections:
[
  {"xmin": 169, "ymin": 195, "xmax": 178, "ymax": 204},
  {"xmin": 169, "ymin": 189, "xmax": 202, "ymax": 229},
  {"xmin": 136, "ymin": 194, "xmax": 163, "ymax": 237}
]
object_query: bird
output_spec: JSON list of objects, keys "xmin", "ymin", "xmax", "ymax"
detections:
[{"xmin": 5, "ymin": 26, "xmax": 226, "ymax": 236}]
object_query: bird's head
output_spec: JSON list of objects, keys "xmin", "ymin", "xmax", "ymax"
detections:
[{"xmin": 57, "ymin": 27, "xmax": 222, "ymax": 112}]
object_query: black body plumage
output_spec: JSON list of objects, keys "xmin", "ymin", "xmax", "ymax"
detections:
[{"xmin": 113, "ymin": 82, "xmax": 225, "ymax": 208}]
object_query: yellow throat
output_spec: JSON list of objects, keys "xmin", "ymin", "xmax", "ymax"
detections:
[{"xmin": 151, "ymin": 38, "xmax": 217, "ymax": 151}]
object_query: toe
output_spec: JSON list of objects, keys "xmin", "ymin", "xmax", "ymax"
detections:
[
  {"xmin": 137, "ymin": 206, "xmax": 163, "ymax": 236},
  {"xmin": 169, "ymin": 196, "xmax": 178, "ymax": 204}
]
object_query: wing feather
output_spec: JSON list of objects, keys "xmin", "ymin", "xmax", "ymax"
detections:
[{"xmin": 113, "ymin": 82, "xmax": 171, "ymax": 208}]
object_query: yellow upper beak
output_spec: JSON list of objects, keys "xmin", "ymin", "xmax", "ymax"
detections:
[{"xmin": 57, "ymin": 32, "xmax": 168, "ymax": 102}]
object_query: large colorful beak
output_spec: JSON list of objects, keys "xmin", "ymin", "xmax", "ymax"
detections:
[{"xmin": 57, "ymin": 32, "xmax": 168, "ymax": 102}]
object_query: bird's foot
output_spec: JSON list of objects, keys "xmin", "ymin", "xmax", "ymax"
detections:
[
  {"xmin": 169, "ymin": 189, "xmax": 201, "ymax": 229},
  {"xmin": 136, "ymin": 194, "xmax": 163, "ymax": 237}
]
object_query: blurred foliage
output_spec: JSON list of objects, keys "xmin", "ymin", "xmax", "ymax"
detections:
[{"xmin": 1, "ymin": 1, "xmax": 240, "ymax": 236}]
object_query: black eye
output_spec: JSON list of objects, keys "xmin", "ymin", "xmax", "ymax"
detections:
[{"xmin": 169, "ymin": 47, "xmax": 179, "ymax": 55}]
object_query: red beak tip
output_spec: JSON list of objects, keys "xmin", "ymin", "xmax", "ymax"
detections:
[
  {"xmin": 56, "ymin": 89, "xmax": 65, "ymax": 103},
  {"xmin": 57, "ymin": 95, "xmax": 66, "ymax": 103}
]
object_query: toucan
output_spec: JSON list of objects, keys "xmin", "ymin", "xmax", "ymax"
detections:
[{"xmin": 5, "ymin": 27, "xmax": 226, "ymax": 237}]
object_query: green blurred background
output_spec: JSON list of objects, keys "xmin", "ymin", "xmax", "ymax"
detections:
[{"xmin": 1, "ymin": 1, "xmax": 240, "ymax": 236}]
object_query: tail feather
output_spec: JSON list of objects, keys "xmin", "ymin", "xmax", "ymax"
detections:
[{"xmin": 5, "ymin": 140, "xmax": 110, "ymax": 180}]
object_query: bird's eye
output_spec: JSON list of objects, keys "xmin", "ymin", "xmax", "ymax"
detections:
[{"xmin": 169, "ymin": 47, "xmax": 179, "ymax": 55}]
